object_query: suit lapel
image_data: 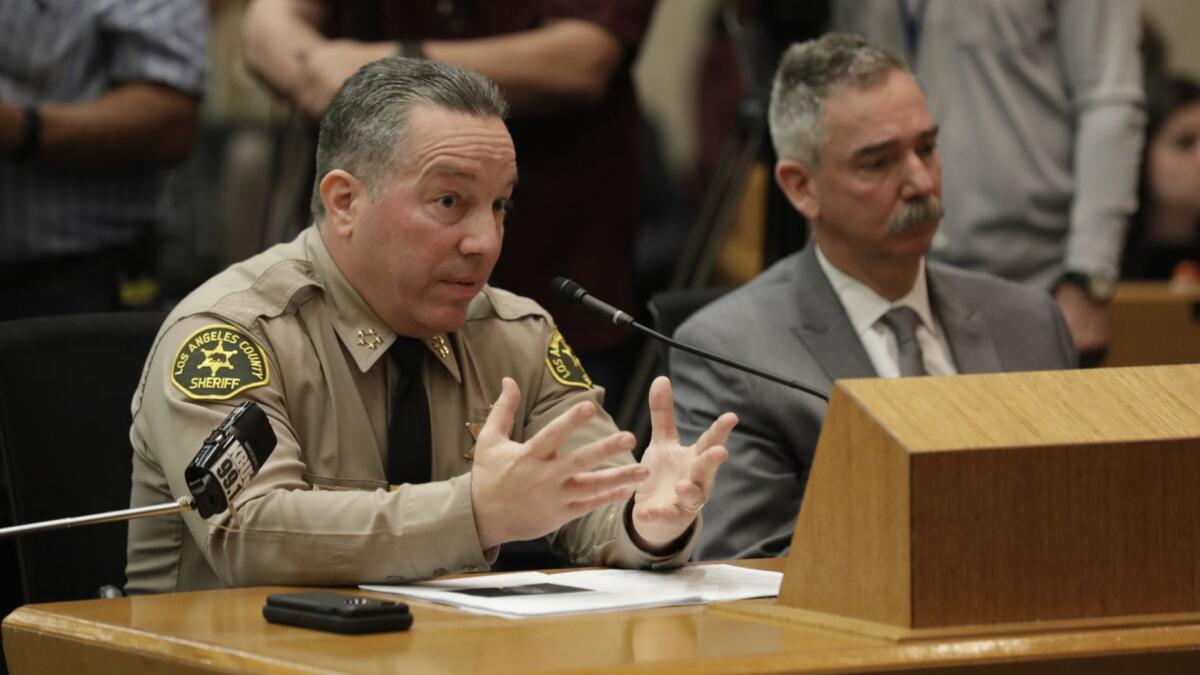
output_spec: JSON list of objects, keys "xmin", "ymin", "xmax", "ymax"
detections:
[
  {"xmin": 927, "ymin": 265, "xmax": 1002, "ymax": 373},
  {"xmin": 790, "ymin": 247, "xmax": 878, "ymax": 382}
]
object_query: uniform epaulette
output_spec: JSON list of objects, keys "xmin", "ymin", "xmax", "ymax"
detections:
[{"xmin": 468, "ymin": 286, "xmax": 550, "ymax": 323}]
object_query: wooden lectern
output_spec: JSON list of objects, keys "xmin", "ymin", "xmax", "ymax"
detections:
[
  {"xmin": 759, "ymin": 365, "xmax": 1200, "ymax": 640},
  {"xmin": 1104, "ymin": 281, "xmax": 1200, "ymax": 367}
]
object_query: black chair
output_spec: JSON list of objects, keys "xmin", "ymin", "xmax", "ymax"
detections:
[
  {"xmin": 646, "ymin": 288, "xmax": 731, "ymax": 375},
  {"xmin": 0, "ymin": 312, "xmax": 164, "ymax": 613}
]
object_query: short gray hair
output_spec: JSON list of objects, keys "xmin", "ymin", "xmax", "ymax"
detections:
[
  {"xmin": 768, "ymin": 33, "xmax": 906, "ymax": 167},
  {"xmin": 310, "ymin": 57, "xmax": 509, "ymax": 223}
]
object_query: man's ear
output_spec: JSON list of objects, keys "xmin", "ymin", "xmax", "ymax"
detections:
[
  {"xmin": 775, "ymin": 159, "xmax": 820, "ymax": 221},
  {"xmin": 319, "ymin": 169, "xmax": 367, "ymax": 236}
]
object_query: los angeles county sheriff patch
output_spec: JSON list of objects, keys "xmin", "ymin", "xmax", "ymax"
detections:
[
  {"xmin": 171, "ymin": 324, "xmax": 271, "ymax": 400},
  {"xmin": 545, "ymin": 328, "xmax": 592, "ymax": 390}
]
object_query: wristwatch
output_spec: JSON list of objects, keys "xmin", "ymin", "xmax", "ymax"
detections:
[
  {"xmin": 396, "ymin": 40, "xmax": 427, "ymax": 60},
  {"xmin": 10, "ymin": 105, "xmax": 41, "ymax": 162},
  {"xmin": 1057, "ymin": 271, "xmax": 1117, "ymax": 304}
]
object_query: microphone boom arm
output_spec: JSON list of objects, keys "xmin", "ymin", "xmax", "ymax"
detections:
[
  {"xmin": 0, "ymin": 401, "xmax": 276, "ymax": 540},
  {"xmin": 627, "ymin": 321, "xmax": 829, "ymax": 402},
  {"xmin": 0, "ymin": 496, "xmax": 195, "ymax": 539},
  {"xmin": 550, "ymin": 276, "xmax": 830, "ymax": 403}
]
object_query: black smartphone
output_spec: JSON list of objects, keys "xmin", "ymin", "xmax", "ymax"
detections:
[{"xmin": 262, "ymin": 592, "xmax": 413, "ymax": 634}]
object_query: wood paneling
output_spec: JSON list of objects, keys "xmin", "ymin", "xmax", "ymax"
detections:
[
  {"xmin": 782, "ymin": 365, "xmax": 1200, "ymax": 630},
  {"xmin": 1105, "ymin": 282, "xmax": 1200, "ymax": 368},
  {"xmin": 780, "ymin": 385, "xmax": 911, "ymax": 626}
]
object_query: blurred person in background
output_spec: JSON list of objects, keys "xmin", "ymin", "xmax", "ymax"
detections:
[
  {"xmin": 690, "ymin": 1, "xmax": 830, "ymax": 282},
  {"xmin": 0, "ymin": 0, "xmax": 206, "ymax": 320},
  {"xmin": 0, "ymin": 0, "xmax": 205, "ymax": 635},
  {"xmin": 242, "ymin": 0, "xmax": 655, "ymax": 417},
  {"xmin": 1121, "ymin": 75, "xmax": 1200, "ymax": 284},
  {"xmin": 834, "ymin": 0, "xmax": 1145, "ymax": 366}
]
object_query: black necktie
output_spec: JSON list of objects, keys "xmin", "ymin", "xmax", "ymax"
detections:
[{"xmin": 387, "ymin": 337, "xmax": 432, "ymax": 485}]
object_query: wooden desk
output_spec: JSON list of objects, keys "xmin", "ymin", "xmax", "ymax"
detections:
[
  {"xmin": 1104, "ymin": 282, "xmax": 1200, "ymax": 367},
  {"xmin": 6, "ymin": 559, "xmax": 1200, "ymax": 674}
]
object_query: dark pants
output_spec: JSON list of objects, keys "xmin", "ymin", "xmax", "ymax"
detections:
[{"xmin": 0, "ymin": 244, "xmax": 152, "ymax": 321}]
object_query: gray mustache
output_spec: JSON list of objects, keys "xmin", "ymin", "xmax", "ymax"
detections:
[{"xmin": 887, "ymin": 196, "xmax": 944, "ymax": 234}]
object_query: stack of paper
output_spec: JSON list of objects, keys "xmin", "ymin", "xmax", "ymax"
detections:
[{"xmin": 361, "ymin": 564, "xmax": 782, "ymax": 619}]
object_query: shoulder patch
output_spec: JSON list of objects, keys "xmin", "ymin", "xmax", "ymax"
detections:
[
  {"xmin": 170, "ymin": 324, "xmax": 271, "ymax": 401},
  {"xmin": 545, "ymin": 328, "xmax": 592, "ymax": 390}
]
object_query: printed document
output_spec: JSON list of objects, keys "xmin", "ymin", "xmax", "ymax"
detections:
[{"xmin": 361, "ymin": 564, "xmax": 781, "ymax": 619}]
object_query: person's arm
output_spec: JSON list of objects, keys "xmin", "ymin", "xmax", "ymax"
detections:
[
  {"xmin": 241, "ymin": 0, "xmax": 332, "ymax": 102},
  {"xmin": 242, "ymin": 0, "xmax": 625, "ymax": 118},
  {"xmin": 420, "ymin": 20, "xmax": 623, "ymax": 113},
  {"xmin": 1048, "ymin": 294, "xmax": 1080, "ymax": 370},
  {"xmin": 1054, "ymin": 0, "xmax": 1146, "ymax": 356},
  {"xmin": 1, "ymin": 0, "xmax": 205, "ymax": 171},
  {"xmin": 0, "ymin": 85, "xmax": 199, "ymax": 171}
]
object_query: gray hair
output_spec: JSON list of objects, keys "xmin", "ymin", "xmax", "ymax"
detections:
[
  {"xmin": 310, "ymin": 57, "xmax": 509, "ymax": 223},
  {"xmin": 768, "ymin": 33, "xmax": 906, "ymax": 168}
]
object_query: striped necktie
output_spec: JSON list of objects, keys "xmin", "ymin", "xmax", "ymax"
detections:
[{"xmin": 879, "ymin": 306, "xmax": 928, "ymax": 377}]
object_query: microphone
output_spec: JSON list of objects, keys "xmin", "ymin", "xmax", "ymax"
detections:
[
  {"xmin": 0, "ymin": 402, "xmax": 277, "ymax": 538},
  {"xmin": 550, "ymin": 277, "xmax": 634, "ymax": 327},
  {"xmin": 549, "ymin": 278, "xmax": 829, "ymax": 402},
  {"xmin": 185, "ymin": 401, "xmax": 277, "ymax": 518}
]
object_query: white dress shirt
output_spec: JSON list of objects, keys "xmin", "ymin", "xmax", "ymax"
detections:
[{"xmin": 814, "ymin": 246, "xmax": 958, "ymax": 378}]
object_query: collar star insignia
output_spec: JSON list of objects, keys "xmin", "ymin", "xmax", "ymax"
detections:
[
  {"xmin": 431, "ymin": 335, "xmax": 450, "ymax": 359},
  {"xmin": 356, "ymin": 328, "xmax": 383, "ymax": 350}
]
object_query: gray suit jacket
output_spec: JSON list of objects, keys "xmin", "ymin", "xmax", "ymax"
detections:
[{"xmin": 673, "ymin": 246, "xmax": 1077, "ymax": 560}]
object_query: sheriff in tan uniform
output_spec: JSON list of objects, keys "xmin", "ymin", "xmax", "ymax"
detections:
[{"xmin": 124, "ymin": 228, "xmax": 694, "ymax": 594}]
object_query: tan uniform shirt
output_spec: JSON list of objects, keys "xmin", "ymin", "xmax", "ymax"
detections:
[{"xmin": 125, "ymin": 228, "xmax": 695, "ymax": 594}]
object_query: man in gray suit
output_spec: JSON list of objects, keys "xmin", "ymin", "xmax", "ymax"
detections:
[{"xmin": 674, "ymin": 34, "xmax": 1077, "ymax": 561}]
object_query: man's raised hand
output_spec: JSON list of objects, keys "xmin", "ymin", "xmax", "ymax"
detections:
[
  {"xmin": 470, "ymin": 377, "xmax": 648, "ymax": 550},
  {"xmin": 631, "ymin": 376, "xmax": 737, "ymax": 552}
]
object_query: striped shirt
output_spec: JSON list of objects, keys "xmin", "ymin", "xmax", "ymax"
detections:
[{"xmin": 0, "ymin": 0, "xmax": 206, "ymax": 263}]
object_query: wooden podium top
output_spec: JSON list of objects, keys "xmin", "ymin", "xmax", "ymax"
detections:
[
  {"xmin": 6, "ymin": 559, "xmax": 1200, "ymax": 674},
  {"xmin": 1112, "ymin": 281, "xmax": 1200, "ymax": 303},
  {"xmin": 837, "ymin": 363, "xmax": 1200, "ymax": 451}
]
